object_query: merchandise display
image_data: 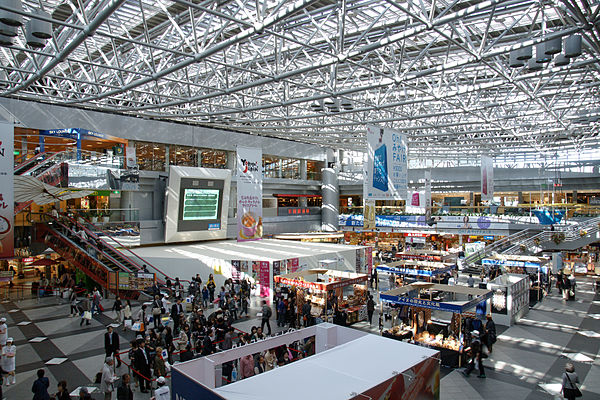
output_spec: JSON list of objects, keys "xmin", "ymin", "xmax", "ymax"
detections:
[
  {"xmin": 274, "ymin": 269, "xmax": 368, "ymax": 323},
  {"xmin": 380, "ymin": 283, "xmax": 492, "ymax": 367}
]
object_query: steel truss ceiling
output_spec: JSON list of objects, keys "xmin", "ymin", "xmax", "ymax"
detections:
[{"xmin": 1, "ymin": 0, "xmax": 600, "ymax": 159}]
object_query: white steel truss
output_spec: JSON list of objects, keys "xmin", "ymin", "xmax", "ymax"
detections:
[{"xmin": 0, "ymin": 0, "xmax": 599, "ymax": 160}]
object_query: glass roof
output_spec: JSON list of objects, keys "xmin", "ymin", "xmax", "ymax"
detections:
[{"xmin": 1, "ymin": 0, "xmax": 599, "ymax": 160}]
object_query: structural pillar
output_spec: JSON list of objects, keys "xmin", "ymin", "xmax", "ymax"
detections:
[
  {"xmin": 518, "ymin": 191, "xmax": 524, "ymax": 205},
  {"xmin": 164, "ymin": 145, "xmax": 170, "ymax": 172},
  {"xmin": 121, "ymin": 191, "xmax": 134, "ymax": 222},
  {"xmin": 299, "ymin": 196, "xmax": 308, "ymax": 208},
  {"xmin": 300, "ymin": 159, "xmax": 307, "ymax": 180},
  {"xmin": 572, "ymin": 190, "xmax": 578, "ymax": 204},
  {"xmin": 321, "ymin": 168, "xmax": 339, "ymax": 232},
  {"xmin": 227, "ymin": 151, "xmax": 236, "ymax": 173}
]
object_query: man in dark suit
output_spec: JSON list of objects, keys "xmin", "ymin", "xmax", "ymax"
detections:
[
  {"xmin": 104, "ymin": 326, "xmax": 121, "ymax": 367},
  {"xmin": 171, "ymin": 298, "xmax": 184, "ymax": 335},
  {"xmin": 133, "ymin": 341, "xmax": 151, "ymax": 393}
]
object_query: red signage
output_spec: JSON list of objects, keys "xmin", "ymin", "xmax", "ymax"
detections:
[{"xmin": 404, "ymin": 233, "xmax": 427, "ymax": 237}]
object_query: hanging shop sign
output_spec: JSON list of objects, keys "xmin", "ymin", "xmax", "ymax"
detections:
[
  {"xmin": 480, "ymin": 155, "xmax": 494, "ymax": 201},
  {"xmin": 424, "ymin": 170, "xmax": 432, "ymax": 215},
  {"xmin": 363, "ymin": 199, "xmax": 376, "ymax": 230},
  {"xmin": 258, "ymin": 261, "xmax": 270, "ymax": 299},
  {"xmin": 126, "ymin": 142, "xmax": 137, "ymax": 168},
  {"xmin": 117, "ymin": 272, "xmax": 155, "ymax": 290},
  {"xmin": 237, "ymin": 146, "xmax": 263, "ymax": 242},
  {"xmin": 0, "ymin": 123, "xmax": 13, "ymax": 259},
  {"xmin": 364, "ymin": 125, "xmax": 408, "ymax": 201},
  {"xmin": 277, "ymin": 207, "xmax": 321, "ymax": 216}
]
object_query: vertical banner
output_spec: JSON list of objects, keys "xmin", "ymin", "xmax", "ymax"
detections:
[
  {"xmin": 288, "ymin": 258, "xmax": 300, "ymax": 273},
  {"xmin": 259, "ymin": 261, "xmax": 270, "ymax": 300},
  {"xmin": 363, "ymin": 199, "xmax": 376, "ymax": 230},
  {"xmin": 125, "ymin": 141, "xmax": 136, "ymax": 168},
  {"xmin": 481, "ymin": 155, "xmax": 494, "ymax": 201},
  {"xmin": 364, "ymin": 125, "xmax": 408, "ymax": 200},
  {"xmin": 272, "ymin": 260, "xmax": 281, "ymax": 276},
  {"xmin": 0, "ymin": 123, "xmax": 14, "ymax": 259},
  {"xmin": 237, "ymin": 146, "xmax": 263, "ymax": 241},
  {"xmin": 231, "ymin": 260, "xmax": 241, "ymax": 280}
]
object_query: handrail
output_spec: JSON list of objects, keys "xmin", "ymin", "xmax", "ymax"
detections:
[
  {"xmin": 20, "ymin": 151, "xmax": 65, "ymax": 176},
  {"xmin": 14, "ymin": 151, "xmax": 51, "ymax": 173},
  {"xmin": 45, "ymin": 215, "xmax": 134, "ymax": 274},
  {"xmin": 64, "ymin": 213, "xmax": 178, "ymax": 286}
]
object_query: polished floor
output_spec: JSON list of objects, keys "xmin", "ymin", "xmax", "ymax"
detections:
[{"xmin": 0, "ymin": 277, "xmax": 598, "ymax": 399}]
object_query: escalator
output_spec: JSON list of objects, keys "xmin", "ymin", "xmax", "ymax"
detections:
[
  {"xmin": 61, "ymin": 213, "xmax": 174, "ymax": 288},
  {"xmin": 37, "ymin": 216, "xmax": 144, "ymax": 299},
  {"xmin": 14, "ymin": 151, "xmax": 50, "ymax": 175}
]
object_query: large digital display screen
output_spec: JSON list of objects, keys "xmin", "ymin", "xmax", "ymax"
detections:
[{"xmin": 182, "ymin": 189, "xmax": 220, "ymax": 220}]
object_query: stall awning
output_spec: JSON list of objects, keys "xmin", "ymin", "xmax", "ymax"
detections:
[
  {"xmin": 274, "ymin": 269, "xmax": 367, "ymax": 292},
  {"xmin": 379, "ymin": 283, "xmax": 492, "ymax": 314}
]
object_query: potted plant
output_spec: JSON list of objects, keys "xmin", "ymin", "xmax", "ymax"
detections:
[
  {"xmin": 552, "ymin": 232, "xmax": 565, "ymax": 245},
  {"xmin": 101, "ymin": 209, "xmax": 111, "ymax": 223},
  {"xmin": 89, "ymin": 209, "xmax": 99, "ymax": 223}
]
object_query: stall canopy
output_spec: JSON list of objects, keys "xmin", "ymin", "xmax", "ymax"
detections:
[
  {"xmin": 213, "ymin": 334, "xmax": 439, "ymax": 400},
  {"xmin": 483, "ymin": 254, "xmax": 549, "ymax": 269},
  {"xmin": 274, "ymin": 269, "xmax": 367, "ymax": 292},
  {"xmin": 380, "ymin": 283, "xmax": 492, "ymax": 314},
  {"xmin": 377, "ymin": 260, "xmax": 453, "ymax": 277}
]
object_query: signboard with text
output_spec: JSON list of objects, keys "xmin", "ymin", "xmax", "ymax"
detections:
[
  {"xmin": 237, "ymin": 146, "xmax": 263, "ymax": 241},
  {"xmin": 0, "ymin": 123, "xmax": 13, "ymax": 259},
  {"xmin": 364, "ymin": 125, "xmax": 408, "ymax": 200}
]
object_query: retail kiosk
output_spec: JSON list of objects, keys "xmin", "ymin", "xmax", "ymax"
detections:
[
  {"xmin": 274, "ymin": 269, "xmax": 368, "ymax": 324},
  {"xmin": 379, "ymin": 282, "xmax": 492, "ymax": 367}
]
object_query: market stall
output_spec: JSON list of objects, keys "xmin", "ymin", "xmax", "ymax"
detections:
[
  {"xmin": 487, "ymin": 274, "xmax": 530, "ymax": 326},
  {"xmin": 379, "ymin": 282, "xmax": 492, "ymax": 368},
  {"xmin": 377, "ymin": 260, "xmax": 454, "ymax": 283},
  {"xmin": 483, "ymin": 255, "xmax": 549, "ymax": 302},
  {"xmin": 274, "ymin": 269, "xmax": 368, "ymax": 324}
]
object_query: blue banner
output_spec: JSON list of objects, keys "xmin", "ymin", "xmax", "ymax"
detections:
[
  {"xmin": 380, "ymin": 291, "xmax": 492, "ymax": 314},
  {"xmin": 377, "ymin": 265, "xmax": 452, "ymax": 277}
]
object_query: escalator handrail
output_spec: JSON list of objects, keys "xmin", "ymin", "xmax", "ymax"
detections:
[
  {"xmin": 14, "ymin": 151, "xmax": 51, "ymax": 173},
  {"xmin": 62, "ymin": 214, "xmax": 176, "ymax": 286},
  {"xmin": 42, "ymin": 223, "xmax": 115, "ymax": 275},
  {"xmin": 19, "ymin": 151, "xmax": 65, "ymax": 176},
  {"xmin": 46, "ymin": 216, "xmax": 135, "ymax": 274}
]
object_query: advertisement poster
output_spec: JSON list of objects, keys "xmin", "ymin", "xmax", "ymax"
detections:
[
  {"xmin": 0, "ymin": 123, "xmax": 13, "ymax": 259},
  {"xmin": 355, "ymin": 248, "xmax": 365, "ymax": 273},
  {"xmin": 231, "ymin": 260, "xmax": 241, "ymax": 280},
  {"xmin": 126, "ymin": 142, "xmax": 136, "ymax": 168},
  {"xmin": 259, "ymin": 261, "xmax": 270, "ymax": 299},
  {"xmin": 364, "ymin": 125, "xmax": 408, "ymax": 200},
  {"xmin": 237, "ymin": 146, "xmax": 263, "ymax": 241},
  {"xmin": 240, "ymin": 260, "xmax": 249, "ymax": 273},
  {"xmin": 491, "ymin": 288, "xmax": 508, "ymax": 315},
  {"xmin": 287, "ymin": 258, "xmax": 299, "ymax": 273},
  {"xmin": 273, "ymin": 260, "xmax": 281, "ymax": 276},
  {"xmin": 366, "ymin": 246, "xmax": 373, "ymax": 275},
  {"xmin": 481, "ymin": 155, "xmax": 494, "ymax": 201},
  {"xmin": 363, "ymin": 199, "xmax": 376, "ymax": 230}
]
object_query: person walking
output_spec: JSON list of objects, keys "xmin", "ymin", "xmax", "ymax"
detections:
[
  {"xmin": 561, "ymin": 363, "xmax": 581, "ymax": 400},
  {"xmin": 104, "ymin": 326, "xmax": 121, "ymax": 367},
  {"xmin": 80, "ymin": 293, "xmax": 92, "ymax": 326},
  {"xmin": 260, "ymin": 300, "xmax": 272, "ymax": 336},
  {"xmin": 484, "ymin": 315, "xmax": 497, "ymax": 353},
  {"xmin": 32, "ymin": 369, "xmax": 50, "ymax": 400},
  {"xmin": 116, "ymin": 374, "xmax": 133, "ymax": 400},
  {"xmin": 69, "ymin": 290, "xmax": 79, "ymax": 317},
  {"xmin": 2, "ymin": 337, "xmax": 16, "ymax": 385},
  {"xmin": 277, "ymin": 298, "xmax": 286, "ymax": 327},
  {"xmin": 367, "ymin": 295, "xmax": 376, "ymax": 325},
  {"xmin": 171, "ymin": 298, "xmax": 184, "ymax": 335},
  {"xmin": 101, "ymin": 357, "xmax": 117, "ymax": 400},
  {"xmin": 91, "ymin": 287, "xmax": 102, "ymax": 315},
  {"xmin": 152, "ymin": 295, "xmax": 163, "ymax": 329},
  {"xmin": 463, "ymin": 331, "xmax": 485, "ymax": 378},
  {"xmin": 112, "ymin": 296, "xmax": 123, "ymax": 325}
]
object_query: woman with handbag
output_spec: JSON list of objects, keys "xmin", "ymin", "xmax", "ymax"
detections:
[
  {"xmin": 152, "ymin": 295, "xmax": 162, "ymax": 329},
  {"xmin": 562, "ymin": 363, "xmax": 581, "ymax": 400}
]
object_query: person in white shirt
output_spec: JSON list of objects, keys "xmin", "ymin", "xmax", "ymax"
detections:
[
  {"xmin": 0, "ymin": 317, "xmax": 7, "ymax": 346},
  {"xmin": 2, "ymin": 338, "xmax": 16, "ymax": 385},
  {"xmin": 100, "ymin": 357, "xmax": 117, "ymax": 400},
  {"xmin": 153, "ymin": 376, "xmax": 170, "ymax": 400}
]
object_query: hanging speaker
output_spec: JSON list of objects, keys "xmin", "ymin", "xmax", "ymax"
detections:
[
  {"xmin": 564, "ymin": 35, "xmax": 582, "ymax": 58},
  {"xmin": 26, "ymin": 29, "xmax": 45, "ymax": 48},
  {"xmin": 0, "ymin": 0, "xmax": 23, "ymax": 27},
  {"xmin": 528, "ymin": 58, "xmax": 543, "ymax": 71},
  {"xmin": 515, "ymin": 45, "xmax": 532, "ymax": 60},
  {"xmin": 28, "ymin": 10, "xmax": 52, "ymax": 39},
  {"xmin": 0, "ymin": 22, "xmax": 18, "ymax": 37},
  {"xmin": 544, "ymin": 37, "xmax": 562, "ymax": 55},
  {"xmin": 509, "ymin": 51, "xmax": 524, "ymax": 68},
  {"xmin": 536, "ymin": 43, "xmax": 551, "ymax": 63},
  {"xmin": 554, "ymin": 54, "xmax": 570, "ymax": 67}
]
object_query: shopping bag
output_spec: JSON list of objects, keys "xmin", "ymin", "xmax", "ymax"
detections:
[
  {"xmin": 83, "ymin": 311, "xmax": 92, "ymax": 320},
  {"xmin": 124, "ymin": 319, "xmax": 133, "ymax": 329},
  {"xmin": 99, "ymin": 304, "xmax": 105, "ymax": 312}
]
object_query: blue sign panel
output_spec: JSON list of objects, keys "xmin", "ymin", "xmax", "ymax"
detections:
[{"xmin": 376, "ymin": 265, "xmax": 453, "ymax": 277}]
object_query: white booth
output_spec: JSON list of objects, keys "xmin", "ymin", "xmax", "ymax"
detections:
[{"xmin": 487, "ymin": 273, "xmax": 530, "ymax": 326}]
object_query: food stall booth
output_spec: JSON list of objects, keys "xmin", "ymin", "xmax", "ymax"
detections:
[
  {"xmin": 274, "ymin": 269, "xmax": 368, "ymax": 324},
  {"xmin": 379, "ymin": 282, "xmax": 492, "ymax": 368},
  {"xmin": 377, "ymin": 260, "xmax": 454, "ymax": 284}
]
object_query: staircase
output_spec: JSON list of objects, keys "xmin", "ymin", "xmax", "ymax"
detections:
[{"xmin": 462, "ymin": 217, "xmax": 600, "ymax": 273}]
